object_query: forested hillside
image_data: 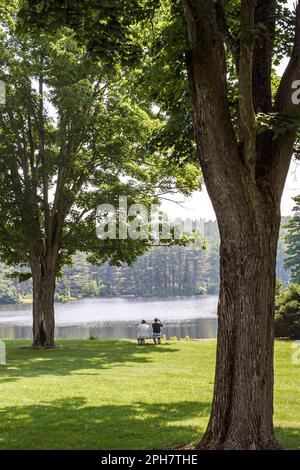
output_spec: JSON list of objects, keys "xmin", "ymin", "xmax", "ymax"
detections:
[{"xmin": 0, "ymin": 218, "xmax": 291, "ymax": 303}]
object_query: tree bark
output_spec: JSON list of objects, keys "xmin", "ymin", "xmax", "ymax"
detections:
[
  {"xmin": 181, "ymin": 0, "xmax": 299, "ymax": 449},
  {"xmin": 200, "ymin": 207, "xmax": 281, "ymax": 449},
  {"xmin": 30, "ymin": 254, "xmax": 57, "ymax": 348}
]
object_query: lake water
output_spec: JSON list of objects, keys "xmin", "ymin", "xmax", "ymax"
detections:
[{"xmin": 0, "ymin": 296, "xmax": 218, "ymax": 340}]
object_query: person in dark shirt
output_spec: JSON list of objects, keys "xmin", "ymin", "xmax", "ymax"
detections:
[{"xmin": 152, "ymin": 318, "xmax": 163, "ymax": 344}]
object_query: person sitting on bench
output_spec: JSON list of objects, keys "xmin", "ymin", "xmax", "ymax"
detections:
[
  {"xmin": 137, "ymin": 320, "xmax": 150, "ymax": 345},
  {"xmin": 152, "ymin": 318, "xmax": 163, "ymax": 344}
]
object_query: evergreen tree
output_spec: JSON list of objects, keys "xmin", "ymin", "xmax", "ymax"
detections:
[{"xmin": 284, "ymin": 196, "xmax": 300, "ymax": 284}]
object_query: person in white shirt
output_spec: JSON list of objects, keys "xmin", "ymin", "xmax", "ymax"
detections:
[{"xmin": 137, "ymin": 320, "xmax": 150, "ymax": 345}]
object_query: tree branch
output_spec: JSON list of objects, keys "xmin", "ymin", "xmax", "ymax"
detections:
[
  {"xmin": 182, "ymin": 0, "xmax": 238, "ymax": 160},
  {"xmin": 20, "ymin": 115, "xmax": 29, "ymax": 182},
  {"xmin": 27, "ymin": 115, "xmax": 36, "ymax": 176},
  {"xmin": 274, "ymin": 1, "xmax": 300, "ymax": 198},
  {"xmin": 238, "ymin": 0, "xmax": 257, "ymax": 168},
  {"xmin": 182, "ymin": 0, "xmax": 244, "ymax": 226},
  {"xmin": 215, "ymin": 0, "xmax": 239, "ymax": 68},
  {"xmin": 38, "ymin": 70, "xmax": 50, "ymax": 246},
  {"xmin": 252, "ymin": 0, "xmax": 276, "ymax": 114}
]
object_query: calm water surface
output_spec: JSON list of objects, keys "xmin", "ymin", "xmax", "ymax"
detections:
[{"xmin": 0, "ymin": 296, "xmax": 218, "ymax": 340}]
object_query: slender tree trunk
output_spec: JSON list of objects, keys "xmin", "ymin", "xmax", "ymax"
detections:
[
  {"xmin": 199, "ymin": 211, "xmax": 281, "ymax": 449},
  {"xmin": 31, "ymin": 255, "xmax": 57, "ymax": 348}
]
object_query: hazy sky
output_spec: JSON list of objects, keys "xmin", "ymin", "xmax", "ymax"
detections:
[
  {"xmin": 161, "ymin": 160, "xmax": 300, "ymax": 221},
  {"xmin": 162, "ymin": 1, "xmax": 300, "ymax": 221}
]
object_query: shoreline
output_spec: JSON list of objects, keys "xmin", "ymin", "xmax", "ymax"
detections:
[{"xmin": 1, "ymin": 292, "xmax": 216, "ymax": 307}]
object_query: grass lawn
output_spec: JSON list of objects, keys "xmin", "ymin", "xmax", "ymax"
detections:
[{"xmin": 0, "ymin": 339, "xmax": 299, "ymax": 450}]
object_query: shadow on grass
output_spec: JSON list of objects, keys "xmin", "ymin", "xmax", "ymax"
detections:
[
  {"xmin": 0, "ymin": 395, "xmax": 297, "ymax": 449},
  {"xmin": 275, "ymin": 427, "xmax": 300, "ymax": 450},
  {"xmin": 0, "ymin": 397, "xmax": 210, "ymax": 450},
  {"xmin": 0, "ymin": 340, "xmax": 180, "ymax": 383}
]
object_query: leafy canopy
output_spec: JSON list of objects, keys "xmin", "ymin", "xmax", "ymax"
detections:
[{"xmin": 0, "ymin": 3, "xmax": 200, "ymax": 279}]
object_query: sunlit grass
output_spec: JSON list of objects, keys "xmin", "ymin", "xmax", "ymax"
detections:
[{"xmin": 0, "ymin": 339, "xmax": 299, "ymax": 449}]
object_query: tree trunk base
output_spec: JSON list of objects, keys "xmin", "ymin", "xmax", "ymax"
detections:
[
  {"xmin": 196, "ymin": 435, "xmax": 282, "ymax": 450},
  {"xmin": 170, "ymin": 436, "xmax": 281, "ymax": 450}
]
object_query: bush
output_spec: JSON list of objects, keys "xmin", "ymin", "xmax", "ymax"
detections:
[
  {"xmin": 195, "ymin": 283, "xmax": 208, "ymax": 295},
  {"xmin": 0, "ymin": 282, "xmax": 18, "ymax": 304},
  {"xmin": 54, "ymin": 293, "xmax": 77, "ymax": 303},
  {"xmin": 275, "ymin": 284, "xmax": 300, "ymax": 339},
  {"xmin": 84, "ymin": 280, "xmax": 100, "ymax": 297}
]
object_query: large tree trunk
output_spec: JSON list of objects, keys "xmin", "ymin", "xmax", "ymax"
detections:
[
  {"xmin": 200, "ymin": 209, "xmax": 281, "ymax": 449},
  {"xmin": 30, "ymin": 255, "xmax": 57, "ymax": 348},
  {"xmin": 181, "ymin": 0, "xmax": 300, "ymax": 450}
]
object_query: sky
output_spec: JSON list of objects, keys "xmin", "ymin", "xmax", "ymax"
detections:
[
  {"xmin": 161, "ymin": 0, "xmax": 300, "ymax": 222},
  {"xmin": 161, "ymin": 160, "xmax": 300, "ymax": 222}
]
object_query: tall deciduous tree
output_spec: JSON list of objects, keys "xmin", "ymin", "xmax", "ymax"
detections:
[
  {"xmin": 0, "ymin": 6, "xmax": 198, "ymax": 348},
  {"xmin": 181, "ymin": 0, "xmax": 300, "ymax": 449}
]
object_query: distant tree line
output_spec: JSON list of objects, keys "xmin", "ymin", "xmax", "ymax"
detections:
[
  {"xmin": 0, "ymin": 218, "xmax": 291, "ymax": 303},
  {"xmin": 284, "ymin": 196, "xmax": 300, "ymax": 284},
  {"xmin": 274, "ymin": 197, "xmax": 300, "ymax": 339},
  {"xmin": 56, "ymin": 244, "xmax": 219, "ymax": 299}
]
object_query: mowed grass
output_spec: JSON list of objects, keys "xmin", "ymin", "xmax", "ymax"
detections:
[{"xmin": 0, "ymin": 339, "xmax": 299, "ymax": 449}]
